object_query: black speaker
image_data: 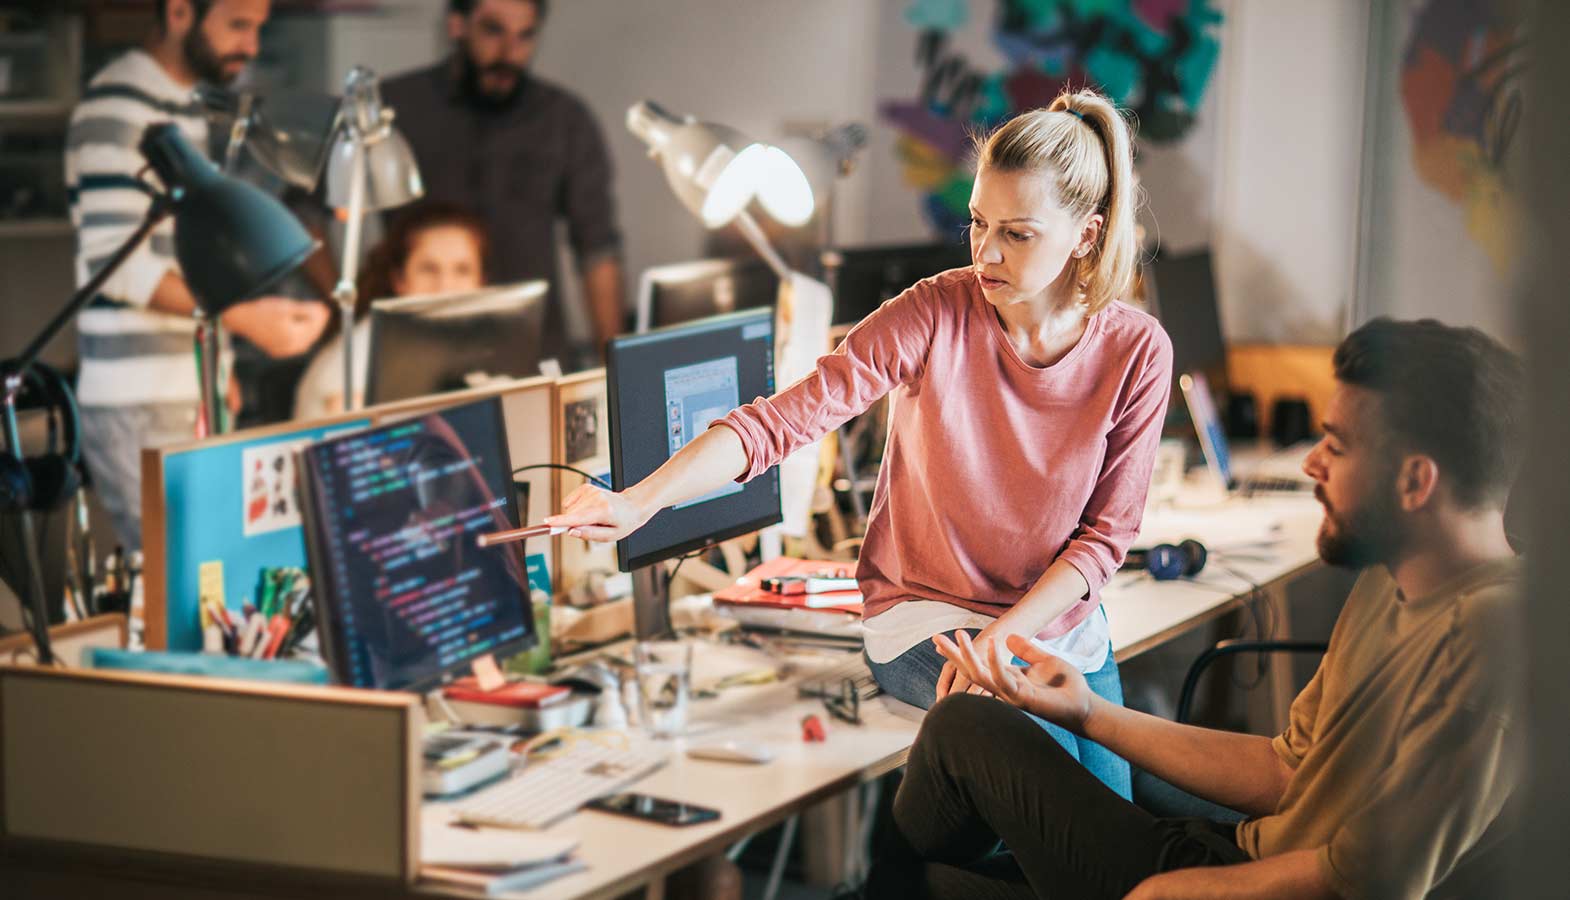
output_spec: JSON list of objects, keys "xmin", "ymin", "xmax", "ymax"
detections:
[{"xmin": 1270, "ymin": 397, "xmax": 1313, "ymax": 447}]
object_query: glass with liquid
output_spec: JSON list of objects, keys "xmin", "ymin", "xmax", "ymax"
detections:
[{"xmin": 633, "ymin": 640, "xmax": 692, "ymax": 738}]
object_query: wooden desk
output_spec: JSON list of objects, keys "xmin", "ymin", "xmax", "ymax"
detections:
[
  {"xmin": 430, "ymin": 491, "xmax": 1325, "ymax": 900},
  {"xmin": 4, "ymin": 493, "xmax": 1326, "ymax": 900}
]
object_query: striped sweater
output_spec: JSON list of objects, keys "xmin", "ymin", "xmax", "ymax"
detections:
[{"xmin": 65, "ymin": 49, "xmax": 207, "ymax": 407}]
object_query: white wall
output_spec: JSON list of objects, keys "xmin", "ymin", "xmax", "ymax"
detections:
[
  {"xmin": 1210, "ymin": 0, "xmax": 1369, "ymax": 344},
  {"xmin": 331, "ymin": 0, "xmax": 1372, "ymax": 346},
  {"xmin": 533, "ymin": 0, "xmax": 884, "ymax": 287}
]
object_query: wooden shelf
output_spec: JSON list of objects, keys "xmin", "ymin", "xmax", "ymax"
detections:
[
  {"xmin": 0, "ymin": 218, "xmax": 73, "ymax": 238},
  {"xmin": 0, "ymin": 99, "xmax": 73, "ymax": 119}
]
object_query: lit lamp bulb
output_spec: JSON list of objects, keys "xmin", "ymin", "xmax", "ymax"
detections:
[{"xmin": 627, "ymin": 100, "xmax": 814, "ymax": 228}]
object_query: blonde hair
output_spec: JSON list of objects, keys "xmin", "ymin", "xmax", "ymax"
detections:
[{"xmin": 975, "ymin": 88, "xmax": 1138, "ymax": 314}]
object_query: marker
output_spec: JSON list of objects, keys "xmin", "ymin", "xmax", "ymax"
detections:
[{"xmin": 475, "ymin": 524, "xmax": 567, "ymax": 548}]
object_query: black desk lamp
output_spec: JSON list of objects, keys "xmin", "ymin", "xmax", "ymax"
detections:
[{"xmin": 0, "ymin": 123, "xmax": 315, "ymax": 664}]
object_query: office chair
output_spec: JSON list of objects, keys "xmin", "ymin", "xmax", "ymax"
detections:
[
  {"xmin": 1175, "ymin": 638, "xmax": 1329, "ymax": 725},
  {"xmin": 1133, "ymin": 638, "xmax": 1329, "ymax": 823}
]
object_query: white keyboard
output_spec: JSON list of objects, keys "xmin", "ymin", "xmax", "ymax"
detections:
[{"xmin": 454, "ymin": 737, "xmax": 670, "ymax": 830}]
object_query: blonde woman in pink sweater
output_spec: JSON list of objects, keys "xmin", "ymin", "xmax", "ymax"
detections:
[{"xmin": 549, "ymin": 89, "xmax": 1170, "ymax": 797}]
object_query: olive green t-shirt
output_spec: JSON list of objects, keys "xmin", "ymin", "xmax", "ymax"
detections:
[{"xmin": 1234, "ymin": 559, "xmax": 1523, "ymax": 899}]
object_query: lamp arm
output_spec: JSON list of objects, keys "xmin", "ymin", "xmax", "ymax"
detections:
[
  {"xmin": 15, "ymin": 192, "xmax": 172, "ymax": 370},
  {"xmin": 332, "ymin": 139, "xmax": 368, "ymax": 411},
  {"xmin": 733, "ymin": 210, "xmax": 792, "ymax": 282},
  {"xmin": 221, "ymin": 92, "xmax": 255, "ymax": 174}
]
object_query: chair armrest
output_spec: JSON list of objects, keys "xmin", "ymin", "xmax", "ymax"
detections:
[{"xmin": 1176, "ymin": 639, "xmax": 1329, "ymax": 724}]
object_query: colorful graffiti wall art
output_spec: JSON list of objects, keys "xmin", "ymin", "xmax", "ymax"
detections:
[
  {"xmin": 882, "ymin": 0, "xmax": 1225, "ymax": 235},
  {"xmin": 1399, "ymin": 0, "xmax": 1527, "ymax": 274}
]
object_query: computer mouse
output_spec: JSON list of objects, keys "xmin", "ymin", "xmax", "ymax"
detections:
[{"xmin": 686, "ymin": 739, "xmax": 776, "ymax": 765}]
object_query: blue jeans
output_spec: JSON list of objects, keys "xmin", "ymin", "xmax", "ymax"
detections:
[{"xmin": 868, "ymin": 631, "xmax": 1133, "ymax": 800}]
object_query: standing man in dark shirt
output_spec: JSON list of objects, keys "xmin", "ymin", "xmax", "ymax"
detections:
[{"xmin": 379, "ymin": 0, "xmax": 625, "ymax": 363}]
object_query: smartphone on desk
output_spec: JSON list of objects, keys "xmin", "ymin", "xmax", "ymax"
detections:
[{"xmin": 585, "ymin": 792, "xmax": 721, "ymax": 827}]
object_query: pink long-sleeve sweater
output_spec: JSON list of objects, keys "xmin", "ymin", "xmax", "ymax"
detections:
[{"xmin": 718, "ymin": 268, "xmax": 1173, "ymax": 638}]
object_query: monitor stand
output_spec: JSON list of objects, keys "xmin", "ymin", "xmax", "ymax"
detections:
[{"xmin": 631, "ymin": 563, "xmax": 675, "ymax": 640}]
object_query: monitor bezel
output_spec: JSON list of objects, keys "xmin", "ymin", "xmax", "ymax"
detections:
[
  {"xmin": 363, "ymin": 279, "xmax": 549, "ymax": 406},
  {"xmin": 822, "ymin": 240, "xmax": 972, "ymax": 325},
  {"xmin": 296, "ymin": 396, "xmax": 537, "ymax": 693},
  {"xmin": 606, "ymin": 307, "xmax": 783, "ymax": 572},
  {"xmin": 634, "ymin": 257, "xmax": 779, "ymax": 333}
]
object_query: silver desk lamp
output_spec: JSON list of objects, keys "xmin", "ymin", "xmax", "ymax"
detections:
[{"xmin": 324, "ymin": 67, "xmax": 425, "ymax": 411}]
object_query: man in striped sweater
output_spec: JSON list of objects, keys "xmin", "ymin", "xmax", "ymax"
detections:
[{"xmin": 65, "ymin": 0, "xmax": 328, "ymax": 552}]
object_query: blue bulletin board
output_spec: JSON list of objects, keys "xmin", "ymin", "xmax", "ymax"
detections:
[{"xmin": 159, "ymin": 420, "xmax": 370, "ymax": 651}]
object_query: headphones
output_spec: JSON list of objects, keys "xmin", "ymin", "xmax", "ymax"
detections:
[
  {"xmin": 1124, "ymin": 538, "xmax": 1208, "ymax": 581},
  {"xmin": 0, "ymin": 361, "xmax": 83, "ymax": 515}
]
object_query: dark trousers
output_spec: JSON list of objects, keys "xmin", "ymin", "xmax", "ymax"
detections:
[{"xmin": 868, "ymin": 694, "xmax": 1250, "ymax": 900}]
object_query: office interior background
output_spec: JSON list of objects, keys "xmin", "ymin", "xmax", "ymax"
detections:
[
  {"xmin": 0, "ymin": 0, "xmax": 1526, "ymax": 363},
  {"xmin": 1, "ymin": 0, "xmax": 1567, "ymax": 897}
]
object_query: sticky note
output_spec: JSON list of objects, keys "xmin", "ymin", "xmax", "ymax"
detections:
[
  {"xmin": 472, "ymin": 654, "xmax": 506, "ymax": 692},
  {"xmin": 198, "ymin": 560, "xmax": 225, "ymax": 629}
]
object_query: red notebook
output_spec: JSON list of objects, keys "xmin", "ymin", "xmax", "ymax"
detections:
[
  {"xmin": 442, "ymin": 677, "xmax": 571, "ymax": 708},
  {"xmin": 713, "ymin": 557, "xmax": 863, "ymax": 615}
]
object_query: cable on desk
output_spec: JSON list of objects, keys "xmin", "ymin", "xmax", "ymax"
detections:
[
  {"xmin": 512, "ymin": 463, "xmax": 612, "ymax": 490},
  {"xmin": 1208, "ymin": 556, "xmax": 1277, "ymax": 689},
  {"xmin": 666, "ymin": 547, "xmax": 708, "ymax": 585}
]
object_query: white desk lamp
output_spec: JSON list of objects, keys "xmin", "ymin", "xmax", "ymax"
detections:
[
  {"xmin": 625, "ymin": 100, "xmax": 830, "ymax": 634},
  {"xmin": 325, "ymin": 67, "xmax": 425, "ymax": 411},
  {"xmin": 626, "ymin": 100, "xmax": 814, "ymax": 279}
]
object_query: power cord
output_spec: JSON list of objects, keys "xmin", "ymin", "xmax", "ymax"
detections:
[
  {"xmin": 511, "ymin": 463, "xmax": 611, "ymax": 490},
  {"xmin": 666, "ymin": 547, "xmax": 708, "ymax": 585},
  {"xmin": 1207, "ymin": 555, "xmax": 1277, "ymax": 688}
]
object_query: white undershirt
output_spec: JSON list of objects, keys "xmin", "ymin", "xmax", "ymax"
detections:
[{"xmin": 862, "ymin": 600, "xmax": 1111, "ymax": 673}]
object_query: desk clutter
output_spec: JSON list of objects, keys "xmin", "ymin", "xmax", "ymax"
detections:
[
  {"xmin": 407, "ymin": 638, "xmax": 881, "ymax": 892},
  {"xmin": 198, "ymin": 564, "xmax": 314, "ymax": 660}
]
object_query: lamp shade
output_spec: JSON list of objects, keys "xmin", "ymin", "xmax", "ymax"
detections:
[
  {"xmin": 139, "ymin": 123, "xmax": 317, "ymax": 314},
  {"xmin": 198, "ymin": 85, "xmax": 342, "ymax": 191},
  {"xmin": 774, "ymin": 124, "xmax": 866, "ymax": 224},
  {"xmin": 325, "ymin": 122, "xmax": 425, "ymax": 211},
  {"xmin": 325, "ymin": 67, "xmax": 424, "ymax": 212},
  {"xmin": 627, "ymin": 100, "xmax": 814, "ymax": 228},
  {"xmin": 753, "ymin": 145, "xmax": 814, "ymax": 227}
]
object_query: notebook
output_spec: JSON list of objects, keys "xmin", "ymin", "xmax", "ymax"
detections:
[{"xmin": 713, "ymin": 557, "xmax": 862, "ymax": 614}]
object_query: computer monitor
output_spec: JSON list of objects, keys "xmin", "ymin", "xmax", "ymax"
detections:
[
  {"xmin": 823, "ymin": 240, "xmax": 972, "ymax": 326},
  {"xmin": 607, "ymin": 307, "xmax": 782, "ymax": 584},
  {"xmin": 635, "ymin": 258, "xmax": 779, "ymax": 333},
  {"xmin": 297, "ymin": 397, "xmax": 537, "ymax": 691},
  {"xmin": 365, "ymin": 280, "xmax": 548, "ymax": 406},
  {"xmin": 1146, "ymin": 249, "xmax": 1228, "ymax": 398}
]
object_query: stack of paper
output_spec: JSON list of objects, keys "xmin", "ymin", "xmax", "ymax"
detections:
[{"xmin": 421, "ymin": 814, "xmax": 583, "ymax": 895}]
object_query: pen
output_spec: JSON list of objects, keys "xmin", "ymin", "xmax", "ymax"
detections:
[{"xmin": 476, "ymin": 524, "xmax": 566, "ymax": 548}]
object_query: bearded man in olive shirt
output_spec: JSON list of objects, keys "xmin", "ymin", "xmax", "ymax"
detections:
[
  {"xmin": 874, "ymin": 317, "xmax": 1525, "ymax": 900},
  {"xmin": 380, "ymin": 0, "xmax": 624, "ymax": 362}
]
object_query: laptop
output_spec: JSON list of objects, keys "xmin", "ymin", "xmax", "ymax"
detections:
[{"xmin": 1180, "ymin": 372, "xmax": 1313, "ymax": 495}]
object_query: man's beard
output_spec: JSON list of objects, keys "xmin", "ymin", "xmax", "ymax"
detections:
[
  {"xmin": 1316, "ymin": 480, "xmax": 1406, "ymax": 569},
  {"xmin": 184, "ymin": 25, "xmax": 249, "ymax": 86},
  {"xmin": 457, "ymin": 50, "xmax": 526, "ymax": 111}
]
